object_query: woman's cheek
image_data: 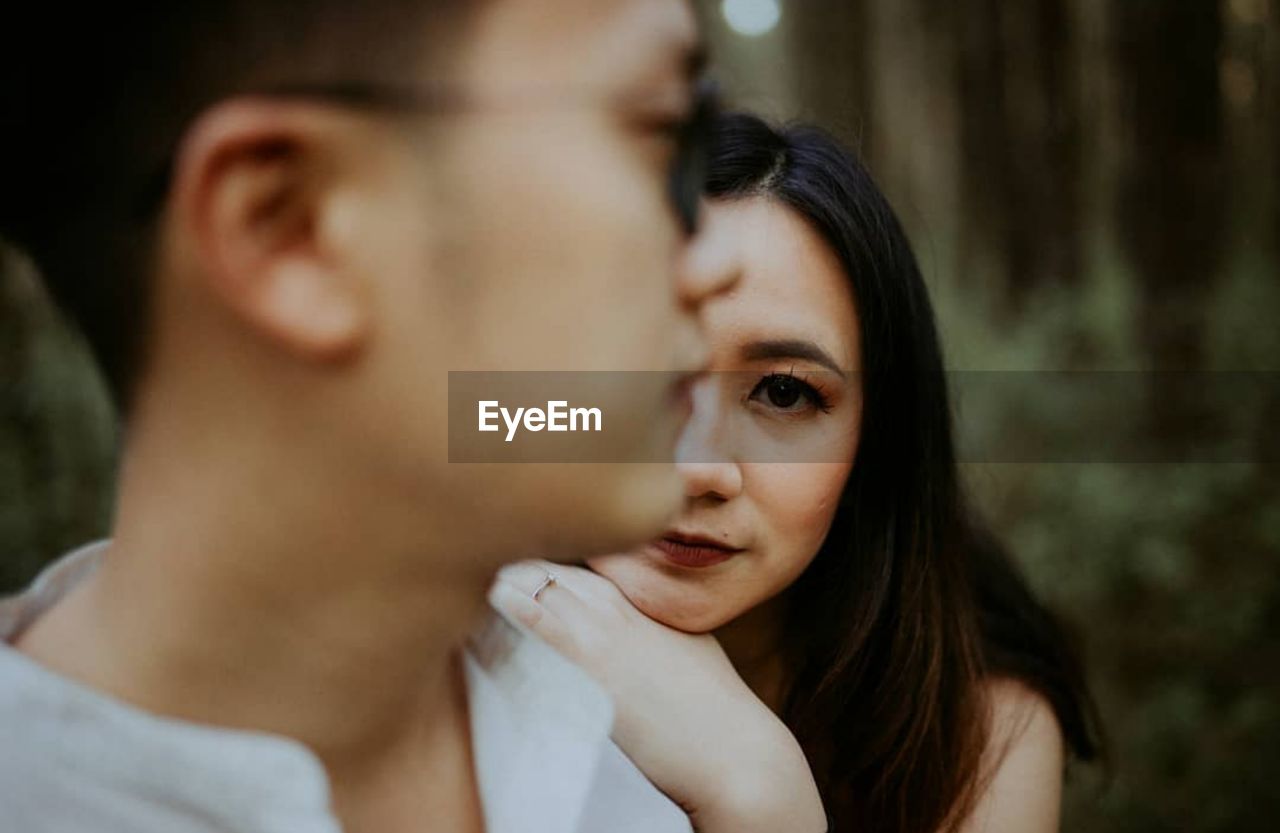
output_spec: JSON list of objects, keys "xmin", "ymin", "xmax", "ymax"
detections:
[{"xmin": 745, "ymin": 460, "xmax": 852, "ymax": 587}]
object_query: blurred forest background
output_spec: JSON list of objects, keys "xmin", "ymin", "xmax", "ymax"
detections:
[
  {"xmin": 1, "ymin": 1, "xmax": 1277, "ymax": 831},
  {"xmin": 706, "ymin": 0, "xmax": 1280, "ymax": 831}
]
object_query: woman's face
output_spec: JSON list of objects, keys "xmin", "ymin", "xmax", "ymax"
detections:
[{"xmin": 589, "ymin": 197, "xmax": 863, "ymax": 632}]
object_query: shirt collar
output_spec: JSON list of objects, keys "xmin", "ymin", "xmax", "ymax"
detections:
[
  {"xmin": 465, "ymin": 610, "xmax": 615, "ymax": 833},
  {"xmin": 0, "ymin": 539, "xmax": 107, "ymax": 643}
]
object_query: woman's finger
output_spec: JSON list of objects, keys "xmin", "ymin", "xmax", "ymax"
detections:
[
  {"xmin": 491, "ymin": 562, "xmax": 604, "ymax": 661},
  {"xmin": 552, "ymin": 562, "xmax": 628, "ymax": 607},
  {"xmin": 488, "ymin": 577, "xmax": 576, "ymax": 650},
  {"xmin": 496, "ymin": 561, "xmax": 579, "ymax": 607}
]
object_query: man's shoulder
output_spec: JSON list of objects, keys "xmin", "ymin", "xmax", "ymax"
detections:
[{"xmin": 0, "ymin": 540, "xmax": 340, "ymax": 833}]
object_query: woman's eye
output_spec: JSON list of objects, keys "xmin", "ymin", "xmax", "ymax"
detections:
[
  {"xmin": 764, "ymin": 376, "xmax": 803, "ymax": 408},
  {"xmin": 748, "ymin": 374, "xmax": 829, "ymax": 414}
]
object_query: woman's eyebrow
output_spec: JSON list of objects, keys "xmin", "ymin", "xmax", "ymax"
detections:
[{"xmin": 740, "ymin": 339, "xmax": 849, "ymax": 379}]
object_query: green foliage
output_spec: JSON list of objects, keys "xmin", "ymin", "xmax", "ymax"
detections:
[
  {"xmin": 954, "ymin": 252, "xmax": 1280, "ymax": 832},
  {"xmin": 0, "ymin": 246, "xmax": 117, "ymax": 592}
]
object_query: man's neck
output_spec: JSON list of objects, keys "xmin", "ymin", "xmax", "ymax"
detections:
[{"xmin": 15, "ymin": 407, "xmax": 492, "ymax": 830}]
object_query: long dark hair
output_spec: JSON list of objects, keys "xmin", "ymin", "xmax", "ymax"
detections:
[{"xmin": 705, "ymin": 113, "xmax": 1100, "ymax": 832}]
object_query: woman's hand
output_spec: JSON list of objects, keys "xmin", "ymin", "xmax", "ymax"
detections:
[{"xmin": 489, "ymin": 561, "xmax": 826, "ymax": 833}]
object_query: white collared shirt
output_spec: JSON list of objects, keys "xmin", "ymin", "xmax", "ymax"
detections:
[{"xmin": 0, "ymin": 541, "xmax": 692, "ymax": 833}]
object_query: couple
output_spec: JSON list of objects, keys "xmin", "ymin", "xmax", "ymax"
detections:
[{"xmin": 0, "ymin": 3, "xmax": 1095, "ymax": 833}]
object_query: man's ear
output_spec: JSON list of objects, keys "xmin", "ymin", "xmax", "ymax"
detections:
[{"xmin": 168, "ymin": 98, "xmax": 371, "ymax": 363}]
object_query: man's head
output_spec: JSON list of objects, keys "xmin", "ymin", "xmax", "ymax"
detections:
[{"xmin": 1, "ymin": 0, "xmax": 731, "ymax": 567}]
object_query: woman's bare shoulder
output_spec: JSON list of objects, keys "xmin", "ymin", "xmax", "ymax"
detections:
[{"xmin": 956, "ymin": 678, "xmax": 1066, "ymax": 833}]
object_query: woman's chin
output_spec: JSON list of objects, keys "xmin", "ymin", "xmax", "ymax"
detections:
[{"xmin": 588, "ymin": 552, "xmax": 739, "ymax": 634}]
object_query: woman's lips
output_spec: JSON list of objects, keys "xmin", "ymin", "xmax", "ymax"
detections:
[{"xmin": 651, "ymin": 534, "xmax": 744, "ymax": 568}]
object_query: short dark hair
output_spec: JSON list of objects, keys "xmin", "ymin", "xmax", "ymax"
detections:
[{"xmin": 0, "ymin": 2, "xmax": 467, "ymax": 408}]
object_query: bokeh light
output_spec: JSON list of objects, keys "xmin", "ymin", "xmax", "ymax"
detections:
[{"xmin": 721, "ymin": 0, "xmax": 781, "ymax": 38}]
